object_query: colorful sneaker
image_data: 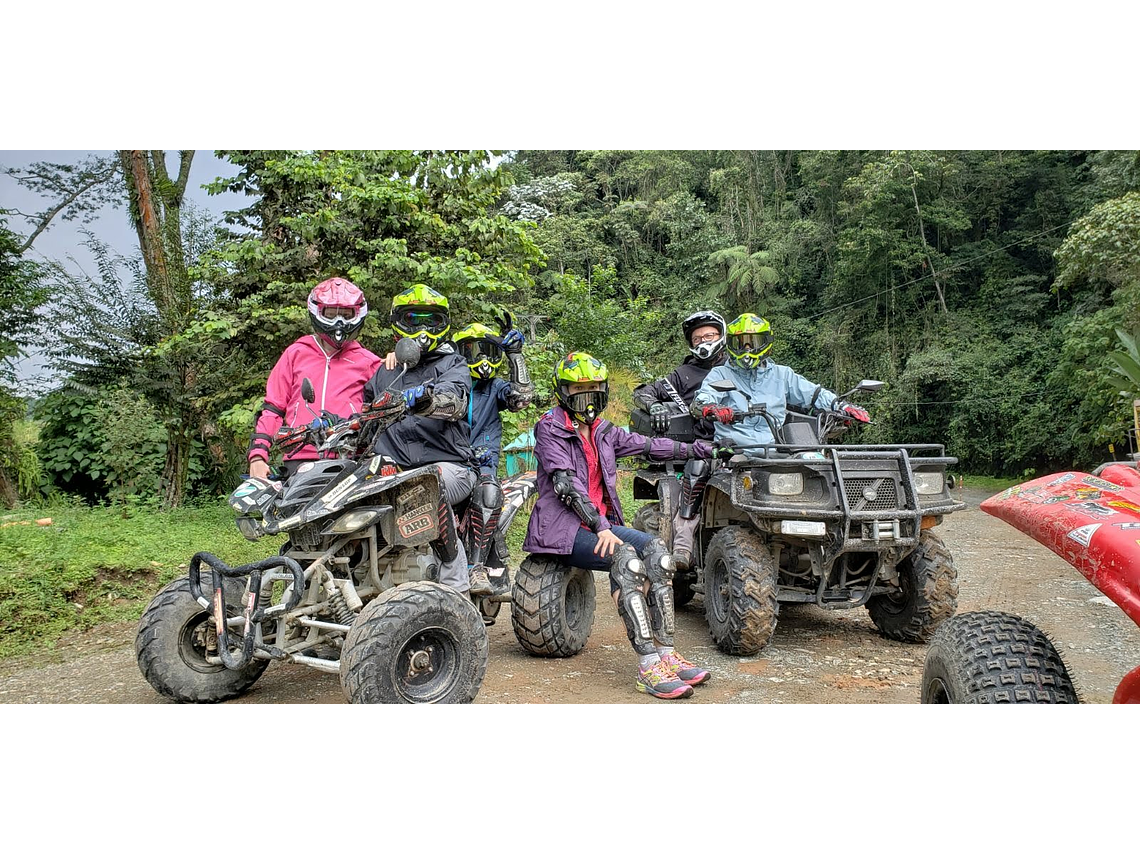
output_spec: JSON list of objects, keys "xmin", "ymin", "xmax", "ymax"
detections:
[
  {"xmin": 636, "ymin": 659, "xmax": 694, "ymax": 699},
  {"xmin": 469, "ymin": 567, "xmax": 493, "ymax": 595},
  {"xmin": 659, "ymin": 650, "xmax": 711, "ymax": 686}
]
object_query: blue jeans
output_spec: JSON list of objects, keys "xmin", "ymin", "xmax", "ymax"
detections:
[{"xmin": 569, "ymin": 525, "xmax": 656, "ymax": 596}]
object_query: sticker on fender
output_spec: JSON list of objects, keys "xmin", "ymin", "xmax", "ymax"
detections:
[{"xmin": 1067, "ymin": 524, "xmax": 1101, "ymax": 547}]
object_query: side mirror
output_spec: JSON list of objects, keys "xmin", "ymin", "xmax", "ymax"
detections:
[
  {"xmin": 855, "ymin": 380, "xmax": 885, "ymax": 394},
  {"xmin": 301, "ymin": 378, "xmax": 316, "ymax": 404},
  {"xmin": 395, "ymin": 337, "xmax": 422, "ymax": 369},
  {"xmin": 710, "ymin": 380, "xmax": 737, "ymax": 393}
]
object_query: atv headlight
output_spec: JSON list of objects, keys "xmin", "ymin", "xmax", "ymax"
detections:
[
  {"xmin": 914, "ymin": 472, "xmax": 944, "ymax": 495},
  {"xmin": 235, "ymin": 516, "xmax": 264, "ymax": 541},
  {"xmin": 325, "ymin": 507, "xmax": 385, "ymax": 535},
  {"xmin": 769, "ymin": 473, "xmax": 804, "ymax": 496}
]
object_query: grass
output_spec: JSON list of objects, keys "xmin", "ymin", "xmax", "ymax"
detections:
[
  {"xmin": 953, "ymin": 473, "xmax": 1028, "ymax": 493},
  {"xmin": 0, "ymin": 500, "xmax": 282, "ymax": 660}
]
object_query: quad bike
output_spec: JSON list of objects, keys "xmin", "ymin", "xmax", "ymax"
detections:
[
  {"xmin": 135, "ymin": 339, "xmax": 490, "ymax": 704},
  {"xmin": 921, "ymin": 461, "xmax": 1140, "ymax": 704},
  {"xmin": 630, "ymin": 378, "xmax": 964, "ymax": 656}
]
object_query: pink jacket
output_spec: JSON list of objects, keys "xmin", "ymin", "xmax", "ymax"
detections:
[{"xmin": 248, "ymin": 335, "xmax": 382, "ymax": 463}]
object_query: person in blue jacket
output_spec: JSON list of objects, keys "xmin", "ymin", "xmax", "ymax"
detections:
[
  {"xmin": 452, "ymin": 320, "xmax": 534, "ymax": 594},
  {"xmin": 691, "ymin": 314, "xmax": 868, "ymax": 455}
]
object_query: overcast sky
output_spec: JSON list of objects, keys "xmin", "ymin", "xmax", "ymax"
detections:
[{"xmin": 0, "ymin": 150, "xmax": 244, "ymax": 387}]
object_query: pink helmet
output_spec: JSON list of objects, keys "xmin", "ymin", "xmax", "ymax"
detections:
[{"xmin": 308, "ymin": 277, "xmax": 368, "ymax": 346}]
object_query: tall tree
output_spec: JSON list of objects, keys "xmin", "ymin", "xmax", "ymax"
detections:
[{"xmin": 118, "ymin": 150, "xmax": 198, "ymax": 507}]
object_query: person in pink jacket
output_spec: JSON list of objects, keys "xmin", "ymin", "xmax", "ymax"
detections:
[{"xmin": 247, "ymin": 278, "xmax": 382, "ymax": 479}]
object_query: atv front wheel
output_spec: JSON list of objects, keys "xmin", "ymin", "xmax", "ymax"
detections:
[
  {"xmin": 867, "ymin": 530, "xmax": 958, "ymax": 643},
  {"xmin": 136, "ymin": 576, "xmax": 270, "ymax": 703},
  {"xmin": 340, "ymin": 581, "xmax": 488, "ymax": 703},
  {"xmin": 922, "ymin": 611, "xmax": 1079, "ymax": 703},
  {"xmin": 703, "ymin": 527, "xmax": 779, "ymax": 655},
  {"xmin": 511, "ymin": 556, "xmax": 596, "ymax": 657}
]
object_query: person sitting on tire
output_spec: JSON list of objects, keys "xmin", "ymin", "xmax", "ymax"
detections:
[
  {"xmin": 690, "ymin": 313, "xmax": 868, "ymax": 455},
  {"xmin": 631, "ymin": 310, "xmax": 728, "ymax": 571},
  {"xmin": 364, "ymin": 284, "xmax": 477, "ymax": 595},
  {"xmin": 247, "ymin": 277, "xmax": 381, "ymax": 481},
  {"xmin": 451, "ymin": 319, "xmax": 534, "ymax": 596},
  {"xmin": 523, "ymin": 351, "xmax": 717, "ymax": 700}
]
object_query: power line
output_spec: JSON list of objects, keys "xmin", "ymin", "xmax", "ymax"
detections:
[{"xmin": 803, "ymin": 220, "xmax": 1076, "ymax": 321}]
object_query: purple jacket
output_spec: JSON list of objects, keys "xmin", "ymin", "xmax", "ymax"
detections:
[{"xmin": 523, "ymin": 406, "xmax": 712, "ymax": 556}]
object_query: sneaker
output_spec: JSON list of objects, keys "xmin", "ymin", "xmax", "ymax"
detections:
[
  {"xmin": 469, "ymin": 567, "xmax": 493, "ymax": 595},
  {"xmin": 659, "ymin": 650, "xmax": 711, "ymax": 686},
  {"xmin": 636, "ymin": 659, "xmax": 694, "ymax": 699},
  {"xmin": 672, "ymin": 549, "xmax": 691, "ymax": 571}
]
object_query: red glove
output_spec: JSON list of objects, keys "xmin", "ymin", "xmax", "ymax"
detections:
[
  {"xmin": 701, "ymin": 405, "xmax": 736, "ymax": 424},
  {"xmin": 842, "ymin": 404, "xmax": 870, "ymax": 423}
]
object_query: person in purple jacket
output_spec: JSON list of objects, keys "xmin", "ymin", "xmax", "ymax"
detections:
[{"xmin": 522, "ymin": 351, "xmax": 719, "ymax": 700}]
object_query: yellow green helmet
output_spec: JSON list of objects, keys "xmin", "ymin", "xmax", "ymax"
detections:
[
  {"xmin": 552, "ymin": 351, "xmax": 609, "ymax": 425},
  {"xmin": 726, "ymin": 313, "xmax": 773, "ymax": 370},
  {"xmin": 454, "ymin": 322, "xmax": 504, "ymax": 380},
  {"xmin": 390, "ymin": 284, "xmax": 450, "ymax": 349}
]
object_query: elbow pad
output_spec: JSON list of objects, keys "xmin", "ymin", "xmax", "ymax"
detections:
[
  {"xmin": 423, "ymin": 388, "xmax": 466, "ymax": 420},
  {"xmin": 552, "ymin": 469, "xmax": 602, "ymax": 532}
]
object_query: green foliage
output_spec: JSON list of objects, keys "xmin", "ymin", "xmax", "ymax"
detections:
[
  {"xmin": 0, "ymin": 500, "xmax": 279, "ymax": 659},
  {"xmin": 34, "ymin": 389, "xmax": 209, "ymax": 502}
]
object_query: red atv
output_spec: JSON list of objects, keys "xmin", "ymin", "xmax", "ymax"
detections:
[{"xmin": 921, "ymin": 462, "xmax": 1140, "ymax": 704}]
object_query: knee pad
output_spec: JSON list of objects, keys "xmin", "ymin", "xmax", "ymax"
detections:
[
  {"xmin": 642, "ymin": 538, "xmax": 676, "ymax": 644},
  {"xmin": 463, "ymin": 474, "xmax": 504, "ymax": 567},
  {"xmin": 679, "ymin": 458, "xmax": 711, "ymax": 519},
  {"xmin": 609, "ymin": 543, "xmax": 654, "ymax": 655}
]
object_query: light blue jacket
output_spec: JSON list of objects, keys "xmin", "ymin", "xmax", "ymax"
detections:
[{"xmin": 692, "ymin": 360, "xmax": 838, "ymax": 454}]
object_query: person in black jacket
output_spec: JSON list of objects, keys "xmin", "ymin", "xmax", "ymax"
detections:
[
  {"xmin": 631, "ymin": 310, "xmax": 727, "ymax": 570},
  {"xmin": 363, "ymin": 285, "xmax": 476, "ymax": 593}
]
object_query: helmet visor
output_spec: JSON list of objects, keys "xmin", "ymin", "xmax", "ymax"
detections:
[
  {"xmin": 393, "ymin": 306, "xmax": 449, "ymax": 334},
  {"xmin": 729, "ymin": 331, "xmax": 772, "ymax": 354},
  {"xmin": 321, "ymin": 305, "xmax": 360, "ymax": 320},
  {"xmin": 460, "ymin": 338, "xmax": 501, "ymax": 365}
]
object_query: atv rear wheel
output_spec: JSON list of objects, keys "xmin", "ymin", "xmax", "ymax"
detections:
[
  {"xmin": 135, "ymin": 576, "xmax": 269, "ymax": 703},
  {"xmin": 631, "ymin": 501, "xmax": 695, "ymax": 606},
  {"xmin": 340, "ymin": 581, "xmax": 487, "ymax": 703},
  {"xmin": 867, "ymin": 530, "xmax": 958, "ymax": 643},
  {"xmin": 922, "ymin": 611, "xmax": 1079, "ymax": 703},
  {"xmin": 703, "ymin": 526, "xmax": 779, "ymax": 655},
  {"xmin": 511, "ymin": 556, "xmax": 596, "ymax": 657}
]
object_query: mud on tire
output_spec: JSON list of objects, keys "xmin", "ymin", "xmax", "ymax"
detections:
[
  {"xmin": 867, "ymin": 529, "xmax": 958, "ymax": 643},
  {"xmin": 136, "ymin": 576, "xmax": 269, "ymax": 703},
  {"xmin": 340, "ymin": 581, "xmax": 488, "ymax": 704},
  {"xmin": 703, "ymin": 526, "xmax": 779, "ymax": 655},
  {"xmin": 511, "ymin": 556, "xmax": 596, "ymax": 657},
  {"xmin": 922, "ymin": 611, "xmax": 1079, "ymax": 703}
]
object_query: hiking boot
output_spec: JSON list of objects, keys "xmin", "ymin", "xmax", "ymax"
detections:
[
  {"xmin": 672, "ymin": 549, "xmax": 691, "ymax": 571},
  {"xmin": 659, "ymin": 650, "xmax": 711, "ymax": 686},
  {"xmin": 469, "ymin": 567, "xmax": 493, "ymax": 596},
  {"xmin": 636, "ymin": 659, "xmax": 694, "ymax": 699}
]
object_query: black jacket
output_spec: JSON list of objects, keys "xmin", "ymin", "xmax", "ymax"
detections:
[
  {"xmin": 363, "ymin": 343, "xmax": 474, "ymax": 469},
  {"xmin": 632, "ymin": 352, "xmax": 727, "ymax": 441}
]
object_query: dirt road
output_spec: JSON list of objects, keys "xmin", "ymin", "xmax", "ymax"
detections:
[{"xmin": 3, "ymin": 487, "xmax": 1137, "ymax": 704}]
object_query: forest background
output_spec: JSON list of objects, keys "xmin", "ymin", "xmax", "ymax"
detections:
[{"xmin": 2, "ymin": 148, "xmax": 1140, "ymax": 655}]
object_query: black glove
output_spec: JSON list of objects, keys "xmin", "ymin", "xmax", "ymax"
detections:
[
  {"xmin": 648, "ymin": 402, "xmax": 670, "ymax": 435},
  {"xmin": 715, "ymin": 446, "xmax": 736, "ymax": 461}
]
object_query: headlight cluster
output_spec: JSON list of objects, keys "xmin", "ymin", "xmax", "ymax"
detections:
[
  {"xmin": 913, "ymin": 472, "xmax": 945, "ymax": 495},
  {"xmin": 768, "ymin": 473, "xmax": 804, "ymax": 495}
]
